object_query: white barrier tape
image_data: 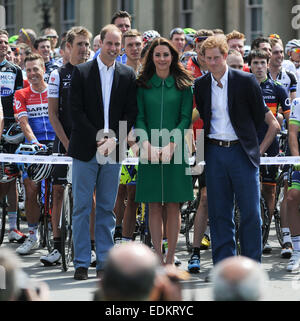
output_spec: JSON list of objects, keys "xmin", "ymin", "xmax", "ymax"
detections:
[{"xmin": 0, "ymin": 153, "xmax": 299, "ymax": 166}]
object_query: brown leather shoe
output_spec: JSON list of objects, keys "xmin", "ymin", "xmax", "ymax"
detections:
[{"xmin": 74, "ymin": 267, "xmax": 88, "ymax": 280}]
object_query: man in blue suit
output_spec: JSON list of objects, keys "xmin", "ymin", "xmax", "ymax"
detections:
[{"xmin": 194, "ymin": 36, "xmax": 266, "ymax": 265}]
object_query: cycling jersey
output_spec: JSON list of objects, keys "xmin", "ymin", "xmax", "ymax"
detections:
[
  {"xmin": 44, "ymin": 59, "xmax": 59, "ymax": 83},
  {"xmin": 0, "ymin": 59, "xmax": 23, "ymax": 127},
  {"xmin": 48, "ymin": 62, "xmax": 73, "ymax": 138},
  {"xmin": 268, "ymin": 68, "xmax": 297, "ymax": 95},
  {"xmin": 187, "ymin": 56, "xmax": 207, "ymax": 137},
  {"xmin": 13, "ymin": 85, "xmax": 55, "ymax": 142}
]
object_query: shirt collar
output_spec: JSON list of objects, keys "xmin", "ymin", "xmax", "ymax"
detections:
[
  {"xmin": 150, "ymin": 73, "xmax": 175, "ymax": 88},
  {"xmin": 211, "ymin": 65, "xmax": 228, "ymax": 87},
  {"xmin": 97, "ymin": 55, "xmax": 116, "ymax": 72}
]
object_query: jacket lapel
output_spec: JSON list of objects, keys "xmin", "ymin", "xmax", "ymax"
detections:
[
  {"xmin": 91, "ymin": 59, "xmax": 104, "ymax": 115},
  {"xmin": 227, "ymin": 68, "xmax": 234, "ymax": 113}
]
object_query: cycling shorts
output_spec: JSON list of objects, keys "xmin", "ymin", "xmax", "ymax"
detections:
[
  {"xmin": 288, "ymin": 170, "xmax": 300, "ymax": 192},
  {"xmin": 51, "ymin": 137, "xmax": 68, "ymax": 185},
  {"xmin": 260, "ymin": 165, "xmax": 279, "ymax": 185}
]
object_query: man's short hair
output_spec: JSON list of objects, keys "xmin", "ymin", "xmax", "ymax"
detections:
[
  {"xmin": 228, "ymin": 49, "xmax": 243, "ymax": 57},
  {"xmin": 213, "ymin": 29, "xmax": 225, "ymax": 35},
  {"xmin": 33, "ymin": 36, "xmax": 50, "ymax": 50},
  {"xmin": 122, "ymin": 29, "xmax": 142, "ymax": 45},
  {"xmin": 248, "ymin": 49, "xmax": 270, "ymax": 65},
  {"xmin": 111, "ymin": 10, "xmax": 132, "ymax": 24},
  {"xmin": 66, "ymin": 26, "xmax": 92, "ymax": 45},
  {"xmin": 269, "ymin": 37, "xmax": 283, "ymax": 49},
  {"xmin": 0, "ymin": 29, "xmax": 9, "ymax": 37},
  {"xmin": 251, "ymin": 37, "xmax": 270, "ymax": 50},
  {"xmin": 24, "ymin": 53, "xmax": 45, "ymax": 68},
  {"xmin": 202, "ymin": 35, "xmax": 229, "ymax": 56},
  {"xmin": 19, "ymin": 28, "xmax": 36, "ymax": 46},
  {"xmin": 100, "ymin": 24, "xmax": 122, "ymax": 42},
  {"xmin": 226, "ymin": 30, "xmax": 245, "ymax": 42},
  {"xmin": 169, "ymin": 27, "xmax": 185, "ymax": 40}
]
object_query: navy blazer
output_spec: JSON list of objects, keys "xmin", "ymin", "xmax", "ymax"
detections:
[
  {"xmin": 194, "ymin": 68, "xmax": 265, "ymax": 168},
  {"xmin": 68, "ymin": 59, "xmax": 138, "ymax": 162}
]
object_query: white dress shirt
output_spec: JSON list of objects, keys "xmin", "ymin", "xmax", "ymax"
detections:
[
  {"xmin": 208, "ymin": 66, "xmax": 238, "ymax": 141},
  {"xmin": 97, "ymin": 56, "xmax": 115, "ymax": 133}
]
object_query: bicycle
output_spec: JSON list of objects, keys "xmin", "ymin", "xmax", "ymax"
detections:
[{"xmin": 134, "ymin": 202, "xmax": 152, "ymax": 247}]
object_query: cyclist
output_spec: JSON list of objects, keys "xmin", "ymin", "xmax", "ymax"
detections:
[
  {"xmin": 0, "ymin": 29, "xmax": 25, "ymax": 243},
  {"xmin": 284, "ymin": 39, "xmax": 300, "ymax": 98},
  {"xmin": 170, "ymin": 28, "xmax": 186, "ymax": 55},
  {"xmin": 33, "ymin": 37, "xmax": 59, "ymax": 83},
  {"xmin": 248, "ymin": 49, "xmax": 292, "ymax": 256},
  {"xmin": 251, "ymin": 37, "xmax": 272, "ymax": 59},
  {"xmin": 13, "ymin": 53, "xmax": 55, "ymax": 255},
  {"xmin": 285, "ymin": 98, "xmax": 300, "ymax": 271},
  {"xmin": 45, "ymin": 26, "xmax": 94, "ymax": 266},
  {"xmin": 113, "ymin": 30, "xmax": 142, "ymax": 243},
  {"xmin": 226, "ymin": 49, "xmax": 244, "ymax": 70}
]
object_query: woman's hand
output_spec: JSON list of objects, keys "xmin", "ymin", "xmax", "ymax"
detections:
[
  {"xmin": 141, "ymin": 141, "xmax": 160, "ymax": 163},
  {"xmin": 160, "ymin": 142, "xmax": 176, "ymax": 163}
]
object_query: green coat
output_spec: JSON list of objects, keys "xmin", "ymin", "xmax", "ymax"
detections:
[{"xmin": 135, "ymin": 73, "xmax": 193, "ymax": 203}]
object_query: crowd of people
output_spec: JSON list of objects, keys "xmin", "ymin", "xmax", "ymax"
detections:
[{"xmin": 1, "ymin": 9, "xmax": 300, "ymax": 300}]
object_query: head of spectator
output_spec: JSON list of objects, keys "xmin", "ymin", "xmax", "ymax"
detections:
[
  {"xmin": 10, "ymin": 45, "xmax": 21, "ymax": 66},
  {"xmin": 34, "ymin": 37, "xmax": 51, "ymax": 63},
  {"xmin": 99, "ymin": 243, "xmax": 159, "ymax": 301},
  {"xmin": 285, "ymin": 39, "xmax": 300, "ymax": 68},
  {"xmin": 202, "ymin": 35, "xmax": 229, "ymax": 78},
  {"xmin": 66, "ymin": 26, "xmax": 92, "ymax": 65},
  {"xmin": 111, "ymin": 10, "xmax": 132, "ymax": 34},
  {"xmin": 248, "ymin": 49, "xmax": 269, "ymax": 83},
  {"xmin": 170, "ymin": 27, "xmax": 185, "ymax": 53},
  {"xmin": 251, "ymin": 37, "xmax": 272, "ymax": 59},
  {"xmin": 226, "ymin": 49, "xmax": 244, "ymax": 70},
  {"xmin": 213, "ymin": 29, "xmax": 225, "ymax": 35},
  {"xmin": 226, "ymin": 30, "xmax": 246, "ymax": 58},
  {"xmin": 211, "ymin": 256, "xmax": 269, "ymax": 301},
  {"xmin": 269, "ymin": 37, "xmax": 284, "ymax": 69},
  {"xmin": 43, "ymin": 27, "xmax": 59, "ymax": 51},
  {"xmin": 17, "ymin": 43, "xmax": 32, "ymax": 69},
  {"xmin": 18, "ymin": 28, "xmax": 36, "ymax": 51},
  {"xmin": 93, "ymin": 34, "xmax": 101, "ymax": 52},
  {"xmin": 138, "ymin": 37, "xmax": 194, "ymax": 90},
  {"xmin": 99, "ymin": 24, "xmax": 122, "ymax": 67},
  {"xmin": 0, "ymin": 29, "xmax": 9, "ymax": 62},
  {"xmin": 194, "ymin": 29, "xmax": 214, "ymax": 68},
  {"xmin": 122, "ymin": 29, "xmax": 142, "ymax": 71}
]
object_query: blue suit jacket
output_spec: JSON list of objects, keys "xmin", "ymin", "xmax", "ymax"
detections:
[{"xmin": 194, "ymin": 68, "xmax": 266, "ymax": 168}]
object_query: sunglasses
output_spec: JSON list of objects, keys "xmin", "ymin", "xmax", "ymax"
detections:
[
  {"xmin": 19, "ymin": 28, "xmax": 31, "ymax": 43},
  {"xmin": 11, "ymin": 47, "xmax": 20, "ymax": 54},
  {"xmin": 46, "ymin": 35, "xmax": 58, "ymax": 39},
  {"xmin": 269, "ymin": 34, "xmax": 280, "ymax": 39},
  {"xmin": 292, "ymin": 48, "xmax": 300, "ymax": 53},
  {"xmin": 195, "ymin": 36, "xmax": 208, "ymax": 43}
]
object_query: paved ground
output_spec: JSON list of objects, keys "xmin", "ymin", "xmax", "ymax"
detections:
[{"xmin": 1, "ymin": 220, "xmax": 300, "ymax": 301}]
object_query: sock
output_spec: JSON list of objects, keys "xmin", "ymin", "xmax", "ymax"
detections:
[
  {"xmin": 282, "ymin": 227, "xmax": 292, "ymax": 244},
  {"xmin": 54, "ymin": 237, "xmax": 62, "ymax": 251},
  {"xmin": 8, "ymin": 211, "xmax": 17, "ymax": 231},
  {"xmin": 28, "ymin": 223, "xmax": 39, "ymax": 241},
  {"xmin": 122, "ymin": 237, "xmax": 132, "ymax": 243},
  {"xmin": 192, "ymin": 247, "xmax": 200, "ymax": 257},
  {"xmin": 91, "ymin": 240, "xmax": 96, "ymax": 251},
  {"xmin": 291, "ymin": 236, "xmax": 300, "ymax": 252}
]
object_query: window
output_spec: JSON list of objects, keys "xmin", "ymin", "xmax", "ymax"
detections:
[
  {"xmin": 117, "ymin": 0, "xmax": 135, "ymax": 27},
  {"xmin": 61, "ymin": 0, "xmax": 76, "ymax": 32},
  {"xmin": 180, "ymin": 0, "xmax": 193, "ymax": 28},
  {"xmin": 4, "ymin": 0, "xmax": 15, "ymax": 35},
  {"xmin": 245, "ymin": 0, "xmax": 263, "ymax": 43}
]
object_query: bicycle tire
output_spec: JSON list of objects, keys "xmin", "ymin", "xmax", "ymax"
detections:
[
  {"xmin": 260, "ymin": 196, "xmax": 271, "ymax": 247},
  {"xmin": 43, "ymin": 179, "xmax": 53, "ymax": 252},
  {"xmin": 274, "ymin": 172, "xmax": 285, "ymax": 247},
  {"xmin": 184, "ymin": 209, "xmax": 196, "ymax": 253},
  {"xmin": 61, "ymin": 184, "xmax": 73, "ymax": 271},
  {"xmin": 0, "ymin": 199, "xmax": 7, "ymax": 245}
]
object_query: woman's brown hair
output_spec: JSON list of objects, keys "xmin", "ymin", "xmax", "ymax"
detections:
[{"xmin": 137, "ymin": 37, "xmax": 194, "ymax": 90}]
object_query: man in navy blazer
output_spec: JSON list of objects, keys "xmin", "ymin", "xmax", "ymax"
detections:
[
  {"xmin": 68, "ymin": 24, "xmax": 138, "ymax": 280},
  {"xmin": 194, "ymin": 36, "xmax": 266, "ymax": 265}
]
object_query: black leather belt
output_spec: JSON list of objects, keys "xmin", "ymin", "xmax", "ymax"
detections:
[{"xmin": 207, "ymin": 138, "xmax": 239, "ymax": 148}]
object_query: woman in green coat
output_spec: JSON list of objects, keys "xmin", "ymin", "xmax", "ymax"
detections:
[{"xmin": 135, "ymin": 37, "xmax": 194, "ymax": 265}]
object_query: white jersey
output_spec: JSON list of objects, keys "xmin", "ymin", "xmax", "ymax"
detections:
[{"xmin": 289, "ymin": 98, "xmax": 300, "ymax": 126}]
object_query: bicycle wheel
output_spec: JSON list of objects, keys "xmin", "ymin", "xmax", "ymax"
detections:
[
  {"xmin": 61, "ymin": 184, "xmax": 73, "ymax": 271},
  {"xmin": 260, "ymin": 196, "xmax": 271, "ymax": 247},
  {"xmin": 0, "ymin": 199, "xmax": 7, "ymax": 245},
  {"xmin": 43, "ymin": 179, "xmax": 53, "ymax": 252},
  {"xmin": 274, "ymin": 173, "xmax": 285, "ymax": 247},
  {"xmin": 184, "ymin": 208, "xmax": 196, "ymax": 253}
]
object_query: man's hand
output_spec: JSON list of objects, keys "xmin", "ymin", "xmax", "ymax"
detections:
[{"xmin": 97, "ymin": 137, "xmax": 117, "ymax": 157}]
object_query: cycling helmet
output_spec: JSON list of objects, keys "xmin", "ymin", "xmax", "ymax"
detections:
[
  {"xmin": 180, "ymin": 51, "xmax": 197, "ymax": 67},
  {"xmin": 142, "ymin": 30, "xmax": 160, "ymax": 44},
  {"xmin": 183, "ymin": 28, "xmax": 196, "ymax": 36},
  {"xmin": 285, "ymin": 39, "xmax": 300, "ymax": 54},
  {"xmin": 2, "ymin": 123, "xmax": 25, "ymax": 145},
  {"xmin": 0, "ymin": 163, "xmax": 20, "ymax": 183},
  {"xmin": 26, "ymin": 150, "xmax": 53, "ymax": 183}
]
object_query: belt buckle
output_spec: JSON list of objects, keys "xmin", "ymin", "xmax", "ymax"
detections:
[{"xmin": 223, "ymin": 140, "xmax": 231, "ymax": 148}]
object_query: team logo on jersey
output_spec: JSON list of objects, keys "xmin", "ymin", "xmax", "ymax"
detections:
[
  {"xmin": 0, "ymin": 87, "xmax": 13, "ymax": 97},
  {"xmin": 14, "ymin": 99, "xmax": 22, "ymax": 110}
]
